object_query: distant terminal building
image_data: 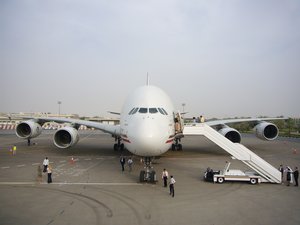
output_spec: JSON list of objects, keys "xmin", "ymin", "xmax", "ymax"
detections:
[{"xmin": 0, "ymin": 112, "xmax": 119, "ymax": 130}]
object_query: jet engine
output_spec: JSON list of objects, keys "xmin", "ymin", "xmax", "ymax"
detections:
[
  {"xmin": 218, "ymin": 127, "xmax": 241, "ymax": 143},
  {"xmin": 254, "ymin": 122, "xmax": 278, "ymax": 141},
  {"xmin": 16, "ymin": 120, "xmax": 42, "ymax": 139},
  {"xmin": 53, "ymin": 126, "xmax": 79, "ymax": 148}
]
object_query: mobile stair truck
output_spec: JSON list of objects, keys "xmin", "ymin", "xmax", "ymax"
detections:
[{"xmin": 213, "ymin": 161, "xmax": 262, "ymax": 185}]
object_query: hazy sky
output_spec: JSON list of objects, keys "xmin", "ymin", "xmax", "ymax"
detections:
[{"xmin": 1, "ymin": 0, "xmax": 299, "ymax": 118}]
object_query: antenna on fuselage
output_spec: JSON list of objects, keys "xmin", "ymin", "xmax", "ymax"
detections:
[{"xmin": 147, "ymin": 73, "xmax": 150, "ymax": 86}]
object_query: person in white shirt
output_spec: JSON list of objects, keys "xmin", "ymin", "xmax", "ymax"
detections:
[
  {"xmin": 43, "ymin": 157, "xmax": 49, "ymax": 173},
  {"xmin": 169, "ymin": 175, "xmax": 176, "ymax": 197},
  {"xmin": 162, "ymin": 169, "xmax": 169, "ymax": 187}
]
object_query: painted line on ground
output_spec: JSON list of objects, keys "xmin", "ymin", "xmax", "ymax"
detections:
[
  {"xmin": 0, "ymin": 182, "xmax": 142, "ymax": 186},
  {"xmin": 17, "ymin": 164, "xmax": 25, "ymax": 167},
  {"xmin": 1, "ymin": 167, "xmax": 10, "ymax": 169}
]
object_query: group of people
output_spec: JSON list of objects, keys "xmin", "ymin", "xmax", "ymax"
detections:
[
  {"xmin": 120, "ymin": 156, "xmax": 133, "ymax": 172},
  {"xmin": 37, "ymin": 157, "xmax": 52, "ymax": 183},
  {"xmin": 162, "ymin": 168, "xmax": 176, "ymax": 197},
  {"xmin": 278, "ymin": 165, "xmax": 299, "ymax": 186}
]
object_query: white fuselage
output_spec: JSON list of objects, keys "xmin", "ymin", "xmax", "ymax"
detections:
[{"xmin": 119, "ymin": 85, "xmax": 176, "ymax": 156}]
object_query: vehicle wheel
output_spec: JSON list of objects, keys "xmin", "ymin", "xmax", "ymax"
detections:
[
  {"xmin": 120, "ymin": 143, "xmax": 124, "ymax": 151},
  {"xmin": 139, "ymin": 171, "xmax": 146, "ymax": 182},
  {"xmin": 217, "ymin": 177, "xmax": 224, "ymax": 184},
  {"xmin": 250, "ymin": 178, "xmax": 257, "ymax": 185}
]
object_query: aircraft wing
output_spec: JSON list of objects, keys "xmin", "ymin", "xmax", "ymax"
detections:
[
  {"xmin": 205, "ymin": 117, "xmax": 286, "ymax": 127},
  {"xmin": 183, "ymin": 117, "xmax": 286, "ymax": 142},
  {"xmin": 18, "ymin": 116, "xmax": 121, "ymax": 136}
]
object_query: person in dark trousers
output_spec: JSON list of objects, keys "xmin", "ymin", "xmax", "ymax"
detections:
[
  {"xmin": 27, "ymin": 139, "xmax": 31, "ymax": 146},
  {"xmin": 278, "ymin": 164, "xmax": 284, "ymax": 183},
  {"xmin": 120, "ymin": 156, "xmax": 126, "ymax": 172},
  {"xmin": 162, "ymin": 168, "xmax": 169, "ymax": 187},
  {"xmin": 169, "ymin": 175, "xmax": 176, "ymax": 197},
  {"xmin": 293, "ymin": 167, "xmax": 299, "ymax": 187},
  {"xmin": 286, "ymin": 167, "xmax": 291, "ymax": 186},
  {"xmin": 47, "ymin": 165, "xmax": 52, "ymax": 183}
]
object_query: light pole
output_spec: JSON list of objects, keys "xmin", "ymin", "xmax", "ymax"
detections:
[{"xmin": 58, "ymin": 101, "xmax": 62, "ymax": 116}]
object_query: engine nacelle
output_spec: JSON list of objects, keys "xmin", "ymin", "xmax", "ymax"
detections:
[
  {"xmin": 218, "ymin": 127, "xmax": 241, "ymax": 143},
  {"xmin": 53, "ymin": 126, "xmax": 79, "ymax": 148},
  {"xmin": 16, "ymin": 120, "xmax": 42, "ymax": 139},
  {"xmin": 254, "ymin": 122, "xmax": 278, "ymax": 141}
]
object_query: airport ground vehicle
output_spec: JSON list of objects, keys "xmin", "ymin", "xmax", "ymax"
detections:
[{"xmin": 205, "ymin": 162, "xmax": 262, "ymax": 185}]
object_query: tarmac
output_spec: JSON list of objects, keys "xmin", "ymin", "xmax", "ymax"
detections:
[{"xmin": 0, "ymin": 130, "xmax": 300, "ymax": 225}]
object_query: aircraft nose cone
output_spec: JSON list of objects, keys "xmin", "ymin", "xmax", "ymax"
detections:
[{"xmin": 127, "ymin": 119, "xmax": 169, "ymax": 156}]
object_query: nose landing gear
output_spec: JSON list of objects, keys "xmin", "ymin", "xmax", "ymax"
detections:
[
  {"xmin": 171, "ymin": 138, "xmax": 182, "ymax": 151},
  {"xmin": 139, "ymin": 157, "xmax": 157, "ymax": 183},
  {"xmin": 113, "ymin": 137, "xmax": 124, "ymax": 151}
]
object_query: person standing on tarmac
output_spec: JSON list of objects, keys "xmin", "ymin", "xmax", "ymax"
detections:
[
  {"xmin": 294, "ymin": 167, "xmax": 299, "ymax": 187},
  {"xmin": 120, "ymin": 156, "xmax": 126, "ymax": 172},
  {"xmin": 47, "ymin": 165, "xmax": 52, "ymax": 183},
  {"xmin": 43, "ymin": 157, "xmax": 49, "ymax": 173},
  {"xmin": 162, "ymin": 168, "xmax": 169, "ymax": 187},
  {"xmin": 169, "ymin": 175, "xmax": 176, "ymax": 197}
]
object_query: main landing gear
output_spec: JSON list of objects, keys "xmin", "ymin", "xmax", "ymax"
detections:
[
  {"xmin": 113, "ymin": 137, "xmax": 124, "ymax": 151},
  {"xmin": 139, "ymin": 157, "xmax": 157, "ymax": 183},
  {"xmin": 171, "ymin": 138, "xmax": 182, "ymax": 151}
]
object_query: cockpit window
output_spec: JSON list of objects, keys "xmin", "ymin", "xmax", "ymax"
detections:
[
  {"xmin": 162, "ymin": 108, "xmax": 168, "ymax": 115},
  {"xmin": 149, "ymin": 108, "xmax": 158, "ymax": 114},
  {"xmin": 158, "ymin": 108, "xmax": 165, "ymax": 115},
  {"xmin": 128, "ymin": 108, "xmax": 136, "ymax": 115},
  {"xmin": 138, "ymin": 108, "xmax": 148, "ymax": 113},
  {"xmin": 158, "ymin": 108, "xmax": 168, "ymax": 115},
  {"xmin": 132, "ymin": 108, "xmax": 139, "ymax": 114}
]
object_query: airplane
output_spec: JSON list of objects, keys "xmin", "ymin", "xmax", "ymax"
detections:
[{"xmin": 14, "ymin": 83, "xmax": 284, "ymax": 182}]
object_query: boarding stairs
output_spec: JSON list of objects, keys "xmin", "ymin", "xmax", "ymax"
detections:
[{"xmin": 183, "ymin": 123, "xmax": 281, "ymax": 183}]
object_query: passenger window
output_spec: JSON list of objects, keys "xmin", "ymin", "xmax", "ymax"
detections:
[
  {"xmin": 149, "ymin": 108, "xmax": 158, "ymax": 114},
  {"xmin": 138, "ymin": 108, "xmax": 148, "ymax": 113}
]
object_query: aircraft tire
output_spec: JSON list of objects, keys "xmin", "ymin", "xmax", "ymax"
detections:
[
  {"xmin": 140, "ymin": 171, "xmax": 146, "ymax": 182},
  {"xmin": 113, "ymin": 144, "xmax": 118, "ymax": 151},
  {"xmin": 150, "ymin": 171, "xmax": 156, "ymax": 183}
]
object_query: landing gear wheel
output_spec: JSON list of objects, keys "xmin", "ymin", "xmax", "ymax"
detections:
[
  {"xmin": 177, "ymin": 144, "xmax": 182, "ymax": 151},
  {"xmin": 120, "ymin": 143, "xmax": 124, "ymax": 151},
  {"xmin": 113, "ymin": 144, "xmax": 118, "ymax": 151},
  {"xmin": 217, "ymin": 177, "xmax": 224, "ymax": 184},
  {"xmin": 140, "ymin": 171, "xmax": 146, "ymax": 182},
  {"xmin": 171, "ymin": 144, "xmax": 176, "ymax": 151},
  {"xmin": 250, "ymin": 178, "xmax": 257, "ymax": 185},
  {"xmin": 150, "ymin": 171, "xmax": 156, "ymax": 182}
]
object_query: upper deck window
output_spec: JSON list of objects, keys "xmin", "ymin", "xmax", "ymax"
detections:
[
  {"xmin": 149, "ymin": 108, "xmax": 158, "ymax": 114},
  {"xmin": 138, "ymin": 108, "xmax": 148, "ymax": 113}
]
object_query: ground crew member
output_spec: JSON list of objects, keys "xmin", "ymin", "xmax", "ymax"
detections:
[
  {"xmin": 169, "ymin": 175, "xmax": 176, "ymax": 197},
  {"xmin": 294, "ymin": 167, "xmax": 299, "ymax": 187},
  {"xmin": 162, "ymin": 168, "xmax": 169, "ymax": 187},
  {"xmin": 43, "ymin": 157, "xmax": 49, "ymax": 173},
  {"xmin": 12, "ymin": 145, "xmax": 17, "ymax": 155}
]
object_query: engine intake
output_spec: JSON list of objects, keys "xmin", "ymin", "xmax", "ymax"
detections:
[
  {"xmin": 218, "ymin": 127, "xmax": 241, "ymax": 143},
  {"xmin": 16, "ymin": 120, "xmax": 42, "ymax": 139},
  {"xmin": 255, "ymin": 122, "xmax": 278, "ymax": 141},
  {"xmin": 54, "ymin": 126, "xmax": 79, "ymax": 148}
]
